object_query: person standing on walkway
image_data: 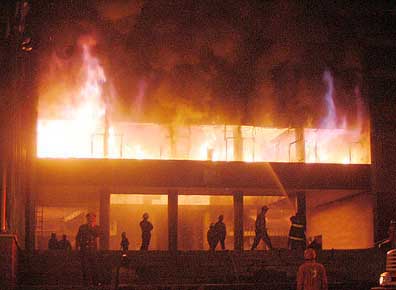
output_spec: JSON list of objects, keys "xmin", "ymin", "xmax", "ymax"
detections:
[
  {"xmin": 48, "ymin": 233, "xmax": 59, "ymax": 250},
  {"xmin": 288, "ymin": 213, "xmax": 306, "ymax": 251},
  {"xmin": 120, "ymin": 231, "xmax": 130, "ymax": 252},
  {"xmin": 58, "ymin": 234, "xmax": 72, "ymax": 251},
  {"xmin": 76, "ymin": 212, "xmax": 102, "ymax": 286},
  {"xmin": 214, "ymin": 214, "xmax": 227, "ymax": 250},
  {"xmin": 140, "ymin": 212, "xmax": 153, "ymax": 250},
  {"xmin": 207, "ymin": 223, "xmax": 217, "ymax": 251}
]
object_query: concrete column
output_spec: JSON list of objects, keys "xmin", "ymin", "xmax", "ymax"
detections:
[
  {"xmin": 297, "ymin": 192, "xmax": 307, "ymax": 228},
  {"xmin": 25, "ymin": 192, "xmax": 35, "ymax": 252},
  {"xmin": 234, "ymin": 192, "xmax": 243, "ymax": 251},
  {"xmin": 168, "ymin": 126, "xmax": 177, "ymax": 159},
  {"xmin": 363, "ymin": 46, "xmax": 396, "ymax": 242},
  {"xmin": 168, "ymin": 191, "xmax": 178, "ymax": 253},
  {"xmin": 25, "ymin": 157, "xmax": 36, "ymax": 252},
  {"xmin": 0, "ymin": 234, "xmax": 17, "ymax": 290},
  {"xmin": 99, "ymin": 191, "xmax": 110, "ymax": 250},
  {"xmin": 233, "ymin": 126, "xmax": 243, "ymax": 161},
  {"xmin": 295, "ymin": 127, "xmax": 305, "ymax": 162},
  {"xmin": 0, "ymin": 164, "xmax": 6, "ymax": 233}
]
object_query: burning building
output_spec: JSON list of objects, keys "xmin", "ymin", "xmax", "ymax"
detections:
[
  {"xmin": 27, "ymin": 0, "xmax": 372, "ymax": 252},
  {"xmin": 0, "ymin": 1, "xmax": 395, "ymax": 288},
  {"xmin": 32, "ymin": 37, "xmax": 372, "ymax": 251}
]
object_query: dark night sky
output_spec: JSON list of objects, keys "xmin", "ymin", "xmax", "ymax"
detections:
[{"xmin": 31, "ymin": 0, "xmax": 394, "ymax": 127}]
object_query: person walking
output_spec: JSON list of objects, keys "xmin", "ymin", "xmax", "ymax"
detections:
[{"xmin": 251, "ymin": 206, "xmax": 273, "ymax": 250}]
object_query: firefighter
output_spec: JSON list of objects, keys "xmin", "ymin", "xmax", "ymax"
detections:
[
  {"xmin": 288, "ymin": 213, "xmax": 306, "ymax": 251},
  {"xmin": 251, "ymin": 206, "xmax": 273, "ymax": 250},
  {"xmin": 296, "ymin": 248, "xmax": 328, "ymax": 290},
  {"xmin": 58, "ymin": 234, "xmax": 72, "ymax": 251},
  {"xmin": 120, "ymin": 231, "xmax": 129, "ymax": 252},
  {"xmin": 307, "ymin": 236, "xmax": 322, "ymax": 252},
  {"xmin": 48, "ymin": 232, "xmax": 59, "ymax": 250},
  {"xmin": 76, "ymin": 212, "xmax": 102, "ymax": 286},
  {"xmin": 207, "ymin": 223, "xmax": 217, "ymax": 251},
  {"xmin": 214, "ymin": 214, "xmax": 226, "ymax": 250},
  {"xmin": 140, "ymin": 212, "xmax": 153, "ymax": 250}
]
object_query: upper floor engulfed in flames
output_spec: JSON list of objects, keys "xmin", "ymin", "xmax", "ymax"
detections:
[{"xmin": 37, "ymin": 40, "xmax": 370, "ymax": 164}]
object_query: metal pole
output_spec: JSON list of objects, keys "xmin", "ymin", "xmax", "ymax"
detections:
[{"xmin": 1, "ymin": 163, "xmax": 7, "ymax": 233}]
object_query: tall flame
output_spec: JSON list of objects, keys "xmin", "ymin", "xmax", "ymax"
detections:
[
  {"xmin": 321, "ymin": 70, "xmax": 337, "ymax": 129},
  {"xmin": 38, "ymin": 43, "xmax": 107, "ymax": 158}
]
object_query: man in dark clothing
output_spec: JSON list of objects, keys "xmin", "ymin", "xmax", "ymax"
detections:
[
  {"xmin": 251, "ymin": 206, "xmax": 273, "ymax": 250},
  {"xmin": 58, "ymin": 234, "xmax": 72, "ymax": 251},
  {"xmin": 48, "ymin": 233, "xmax": 59, "ymax": 250},
  {"xmin": 76, "ymin": 212, "xmax": 102, "ymax": 286},
  {"xmin": 288, "ymin": 213, "xmax": 306, "ymax": 250},
  {"xmin": 308, "ymin": 236, "xmax": 322, "ymax": 252},
  {"xmin": 120, "ymin": 232, "xmax": 129, "ymax": 252},
  {"xmin": 214, "ymin": 214, "xmax": 226, "ymax": 250},
  {"xmin": 207, "ymin": 223, "xmax": 217, "ymax": 251},
  {"xmin": 140, "ymin": 212, "xmax": 153, "ymax": 251}
]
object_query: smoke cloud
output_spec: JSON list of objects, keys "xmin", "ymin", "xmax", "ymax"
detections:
[{"xmin": 35, "ymin": 0, "xmax": 367, "ymax": 128}]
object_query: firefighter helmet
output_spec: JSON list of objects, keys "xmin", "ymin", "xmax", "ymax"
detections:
[{"xmin": 304, "ymin": 248, "xmax": 317, "ymax": 260}]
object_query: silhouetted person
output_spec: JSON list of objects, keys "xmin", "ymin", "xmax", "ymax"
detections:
[
  {"xmin": 288, "ymin": 213, "xmax": 306, "ymax": 250},
  {"xmin": 58, "ymin": 234, "xmax": 72, "ymax": 251},
  {"xmin": 251, "ymin": 206, "xmax": 273, "ymax": 250},
  {"xmin": 307, "ymin": 236, "xmax": 322, "ymax": 252},
  {"xmin": 76, "ymin": 212, "xmax": 102, "ymax": 286},
  {"xmin": 120, "ymin": 232, "xmax": 129, "ymax": 251},
  {"xmin": 297, "ymin": 248, "xmax": 328, "ymax": 290},
  {"xmin": 207, "ymin": 223, "xmax": 217, "ymax": 251},
  {"xmin": 140, "ymin": 213, "xmax": 153, "ymax": 250},
  {"xmin": 215, "ymin": 214, "xmax": 226, "ymax": 250},
  {"xmin": 48, "ymin": 233, "xmax": 59, "ymax": 250}
]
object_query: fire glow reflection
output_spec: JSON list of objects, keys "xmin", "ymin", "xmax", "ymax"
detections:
[{"xmin": 37, "ymin": 43, "xmax": 370, "ymax": 164}]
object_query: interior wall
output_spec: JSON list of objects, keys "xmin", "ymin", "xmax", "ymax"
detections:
[
  {"xmin": 34, "ymin": 191, "xmax": 100, "ymax": 250},
  {"xmin": 178, "ymin": 195, "xmax": 234, "ymax": 251},
  {"xmin": 307, "ymin": 191, "xmax": 374, "ymax": 249},
  {"xmin": 110, "ymin": 204, "xmax": 168, "ymax": 250}
]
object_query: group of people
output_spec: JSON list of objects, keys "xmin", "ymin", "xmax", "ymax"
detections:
[
  {"xmin": 250, "ymin": 206, "xmax": 328, "ymax": 290},
  {"xmin": 45, "ymin": 205, "xmax": 396, "ymax": 290},
  {"xmin": 48, "ymin": 232, "xmax": 72, "ymax": 251},
  {"xmin": 205, "ymin": 206, "xmax": 312, "ymax": 252},
  {"xmin": 118, "ymin": 212, "xmax": 154, "ymax": 251},
  {"xmin": 74, "ymin": 211, "xmax": 153, "ymax": 286},
  {"xmin": 207, "ymin": 214, "xmax": 227, "ymax": 250},
  {"xmin": 69, "ymin": 207, "xmax": 327, "ymax": 288}
]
